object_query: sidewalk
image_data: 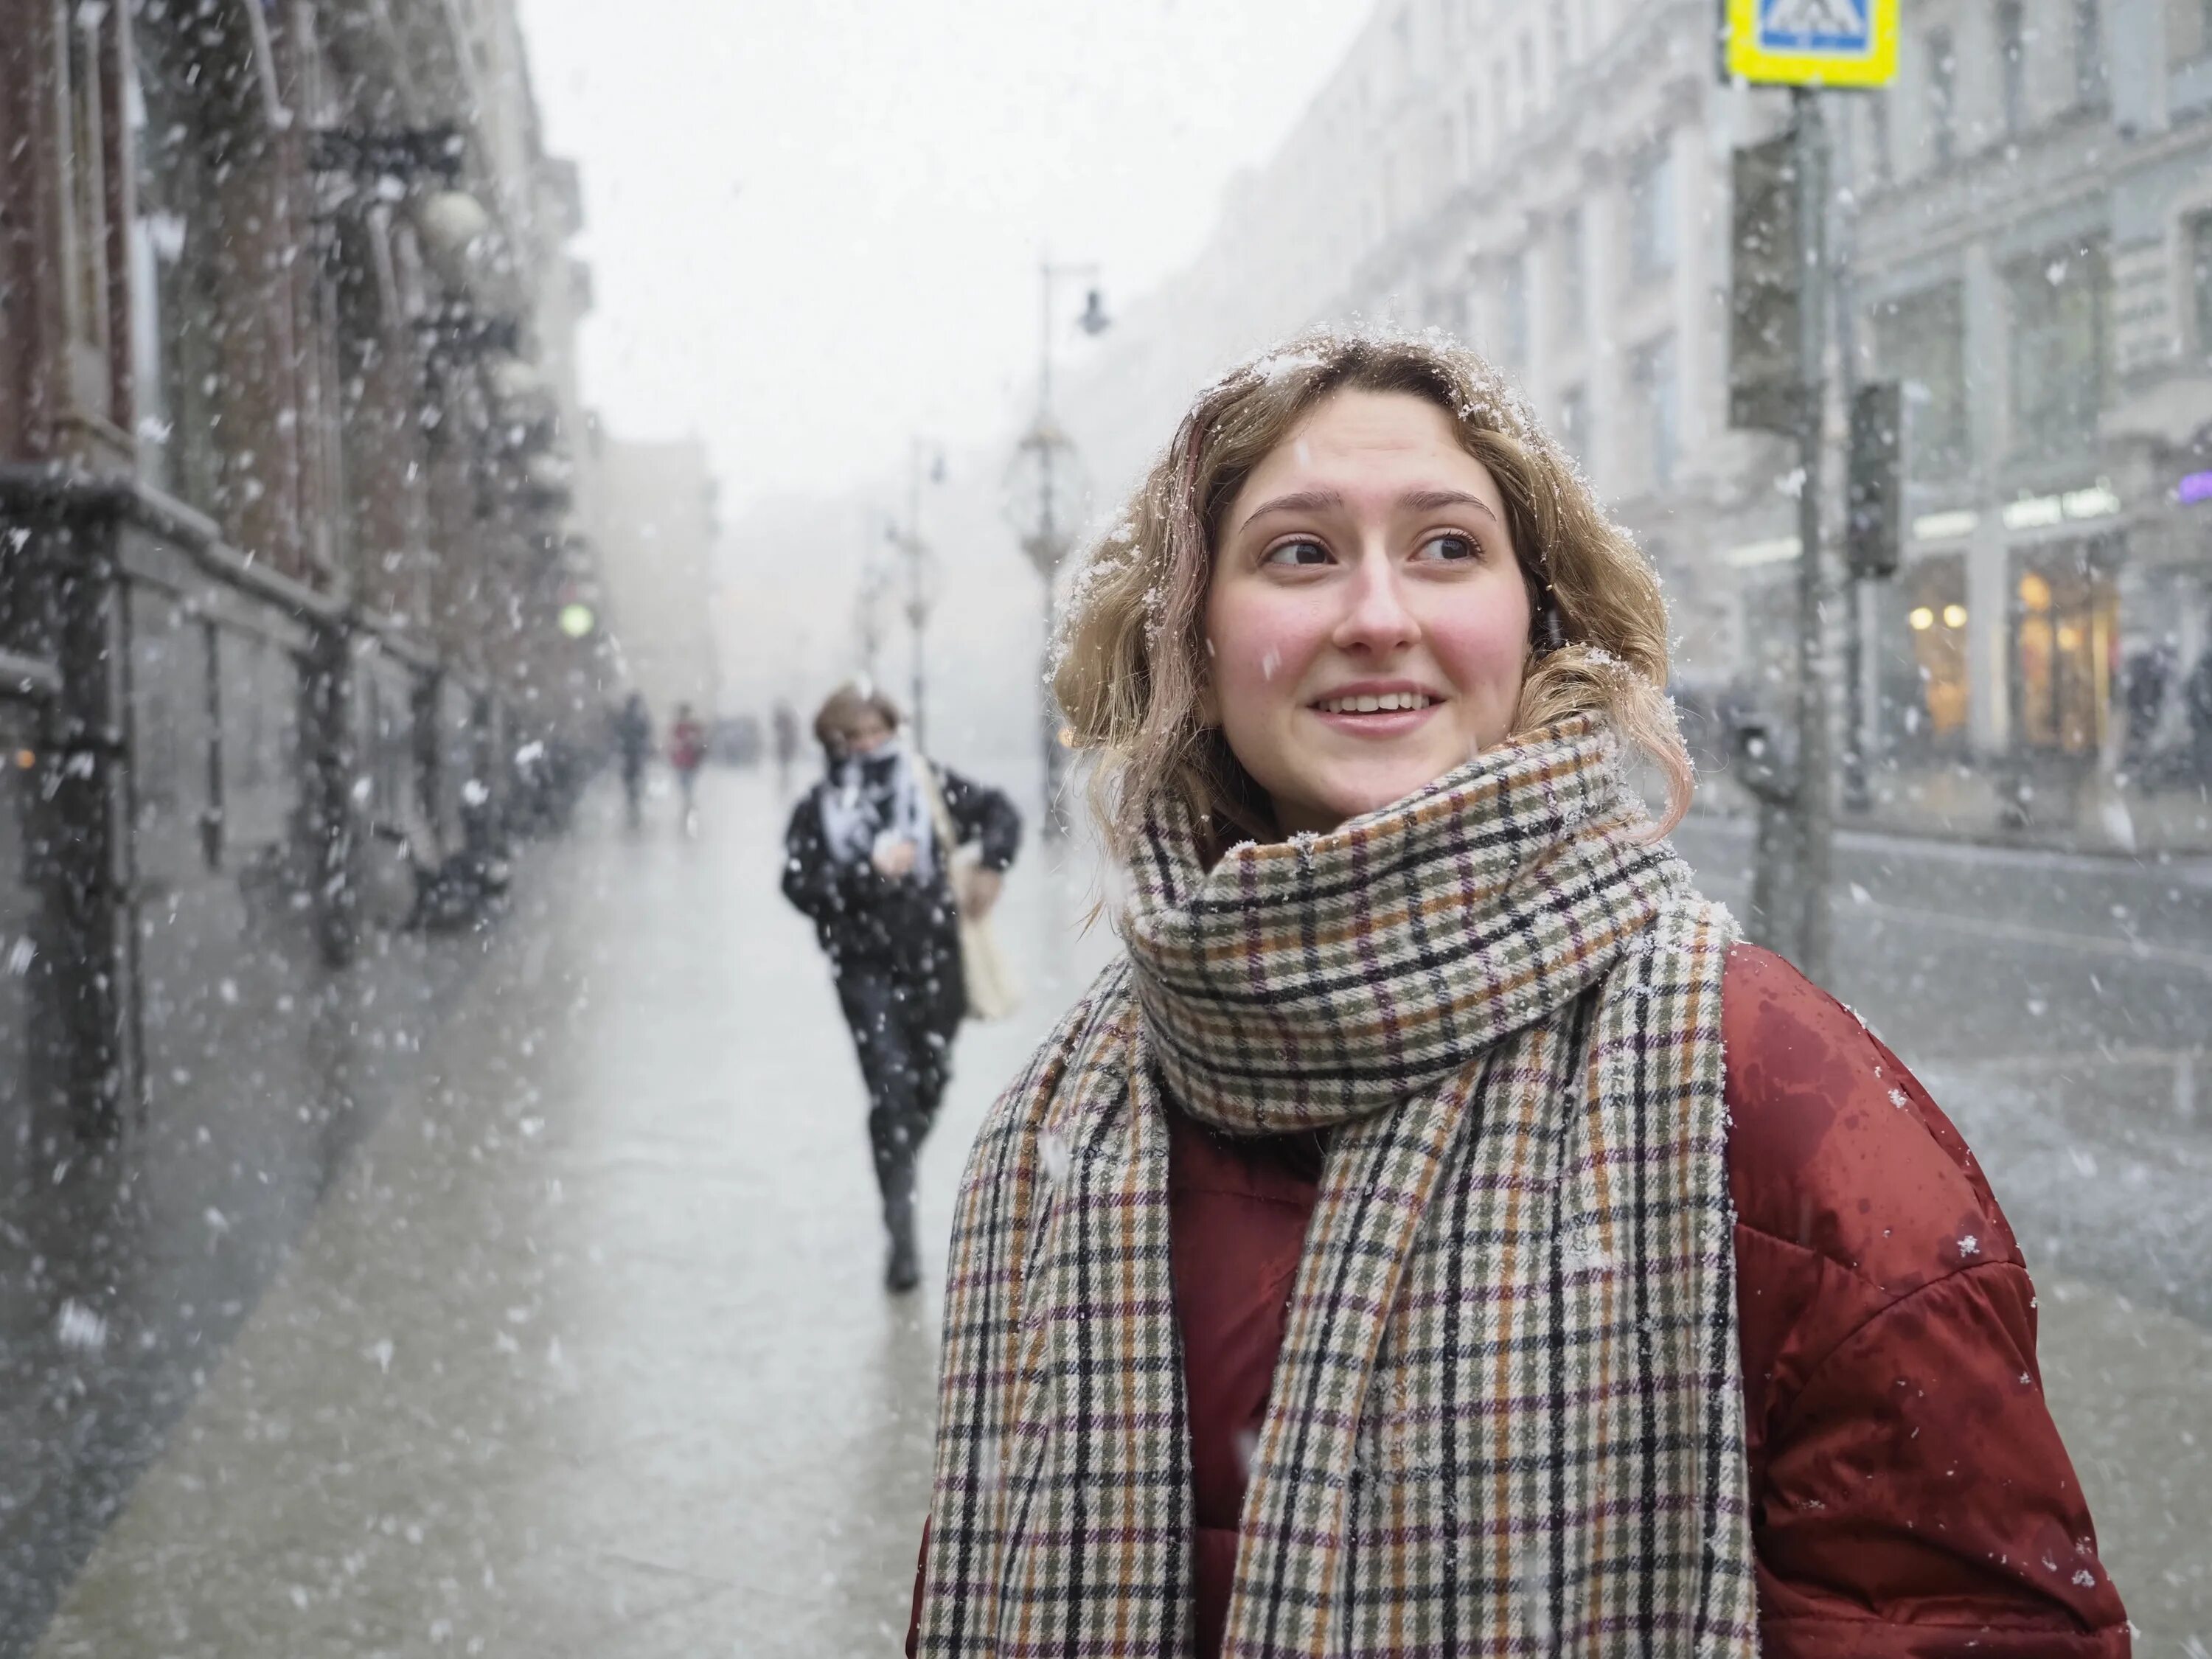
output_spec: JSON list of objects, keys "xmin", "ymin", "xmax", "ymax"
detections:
[
  {"xmin": 22, "ymin": 767, "xmax": 2210, "ymax": 1655},
  {"xmin": 1696, "ymin": 758, "xmax": 2212, "ymax": 857}
]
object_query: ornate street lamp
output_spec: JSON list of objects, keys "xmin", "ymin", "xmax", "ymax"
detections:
[{"xmin": 1010, "ymin": 260, "xmax": 1108, "ymax": 836}]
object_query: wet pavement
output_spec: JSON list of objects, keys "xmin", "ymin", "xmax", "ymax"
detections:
[{"xmin": 12, "ymin": 768, "xmax": 2211, "ymax": 1655}]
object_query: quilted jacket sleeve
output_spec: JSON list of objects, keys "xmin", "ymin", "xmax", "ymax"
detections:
[{"xmin": 1723, "ymin": 945, "xmax": 2131, "ymax": 1658}]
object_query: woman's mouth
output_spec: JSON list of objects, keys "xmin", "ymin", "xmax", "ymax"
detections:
[
  {"xmin": 1308, "ymin": 686, "xmax": 1445, "ymax": 735},
  {"xmin": 1313, "ymin": 691, "xmax": 1434, "ymax": 714}
]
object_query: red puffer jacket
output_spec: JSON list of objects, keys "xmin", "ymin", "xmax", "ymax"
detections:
[{"xmin": 909, "ymin": 945, "xmax": 2130, "ymax": 1657}]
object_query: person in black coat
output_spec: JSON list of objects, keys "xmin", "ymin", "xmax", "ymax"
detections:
[{"xmin": 781, "ymin": 683, "xmax": 1022, "ymax": 1290}]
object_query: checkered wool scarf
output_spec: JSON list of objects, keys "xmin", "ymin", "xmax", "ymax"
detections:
[{"xmin": 918, "ymin": 718, "xmax": 1756, "ymax": 1658}]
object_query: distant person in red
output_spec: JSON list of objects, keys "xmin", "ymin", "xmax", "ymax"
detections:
[{"xmin": 668, "ymin": 703, "xmax": 706, "ymax": 827}]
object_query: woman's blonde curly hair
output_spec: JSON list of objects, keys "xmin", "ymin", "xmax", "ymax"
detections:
[{"xmin": 1052, "ymin": 327, "xmax": 1692, "ymax": 857}]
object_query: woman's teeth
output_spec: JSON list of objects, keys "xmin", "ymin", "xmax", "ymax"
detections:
[{"xmin": 1315, "ymin": 692, "xmax": 1434, "ymax": 714}]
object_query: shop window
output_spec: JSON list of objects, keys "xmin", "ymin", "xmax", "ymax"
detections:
[
  {"xmin": 2006, "ymin": 243, "xmax": 2110, "ymax": 464},
  {"xmin": 1884, "ymin": 557, "xmax": 1971, "ymax": 754},
  {"xmin": 2012, "ymin": 550, "xmax": 2119, "ymax": 755},
  {"xmin": 1874, "ymin": 283, "xmax": 1970, "ymax": 478}
]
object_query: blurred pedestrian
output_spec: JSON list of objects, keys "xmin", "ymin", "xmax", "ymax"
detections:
[
  {"xmin": 2188, "ymin": 645, "xmax": 2212, "ymax": 785},
  {"xmin": 781, "ymin": 684, "xmax": 1021, "ymax": 1291},
  {"xmin": 772, "ymin": 698, "xmax": 801, "ymax": 796},
  {"xmin": 614, "ymin": 692, "xmax": 651, "ymax": 827},
  {"xmin": 669, "ymin": 703, "xmax": 707, "ymax": 829},
  {"xmin": 907, "ymin": 331, "xmax": 2124, "ymax": 1657},
  {"xmin": 2121, "ymin": 643, "xmax": 2171, "ymax": 769}
]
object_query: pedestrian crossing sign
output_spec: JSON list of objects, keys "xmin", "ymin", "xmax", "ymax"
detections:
[{"xmin": 1725, "ymin": 0, "xmax": 1897, "ymax": 88}]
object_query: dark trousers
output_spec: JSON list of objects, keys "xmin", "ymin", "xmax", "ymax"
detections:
[{"xmin": 835, "ymin": 966, "xmax": 961, "ymax": 1224}]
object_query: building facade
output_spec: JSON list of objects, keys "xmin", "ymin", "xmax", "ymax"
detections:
[
  {"xmin": 0, "ymin": 0, "xmax": 611, "ymax": 1135},
  {"xmin": 1057, "ymin": 0, "xmax": 2212, "ymax": 845}
]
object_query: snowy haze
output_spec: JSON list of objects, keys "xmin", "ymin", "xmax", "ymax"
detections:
[
  {"xmin": 514, "ymin": 0, "xmax": 1371, "ymax": 511},
  {"xmin": 514, "ymin": 0, "xmax": 1372, "ymax": 754}
]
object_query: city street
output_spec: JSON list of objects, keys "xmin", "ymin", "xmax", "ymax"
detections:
[{"xmin": 17, "ymin": 767, "xmax": 2212, "ymax": 1656}]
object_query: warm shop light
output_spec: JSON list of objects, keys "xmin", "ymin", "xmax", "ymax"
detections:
[
  {"xmin": 2018, "ymin": 572, "xmax": 2053, "ymax": 611},
  {"xmin": 13, "ymin": 749, "xmax": 32, "ymax": 770},
  {"xmin": 1942, "ymin": 603, "xmax": 1968, "ymax": 629},
  {"xmin": 1908, "ymin": 606, "xmax": 1935, "ymax": 631}
]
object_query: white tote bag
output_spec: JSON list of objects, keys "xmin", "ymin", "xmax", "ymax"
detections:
[{"xmin": 914, "ymin": 759, "xmax": 1020, "ymax": 1023}]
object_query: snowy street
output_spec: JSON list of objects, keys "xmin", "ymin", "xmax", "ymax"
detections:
[{"xmin": 10, "ymin": 768, "xmax": 2209, "ymax": 1655}]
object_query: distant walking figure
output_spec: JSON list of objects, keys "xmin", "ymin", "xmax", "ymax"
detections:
[
  {"xmin": 781, "ymin": 684, "xmax": 1020, "ymax": 1290},
  {"xmin": 772, "ymin": 699, "xmax": 801, "ymax": 796},
  {"xmin": 669, "ymin": 703, "xmax": 707, "ymax": 828},
  {"xmin": 614, "ymin": 692, "xmax": 652, "ymax": 827}
]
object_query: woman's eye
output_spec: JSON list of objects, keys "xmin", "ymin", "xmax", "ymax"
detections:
[
  {"xmin": 1261, "ymin": 538, "xmax": 1332, "ymax": 567},
  {"xmin": 1416, "ymin": 532, "xmax": 1479, "ymax": 563}
]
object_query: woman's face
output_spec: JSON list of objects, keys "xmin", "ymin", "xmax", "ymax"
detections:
[{"xmin": 1204, "ymin": 389, "xmax": 1533, "ymax": 835}]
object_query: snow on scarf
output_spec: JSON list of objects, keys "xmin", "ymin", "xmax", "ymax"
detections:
[{"xmin": 916, "ymin": 717, "xmax": 1756, "ymax": 1658}]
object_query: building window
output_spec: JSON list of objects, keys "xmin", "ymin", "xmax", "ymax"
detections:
[
  {"xmin": 2170, "ymin": 0, "xmax": 2212, "ymax": 65},
  {"xmin": 1520, "ymin": 33, "xmax": 1537, "ymax": 103},
  {"xmin": 1626, "ymin": 141, "xmax": 1676, "ymax": 283},
  {"xmin": 1868, "ymin": 91, "xmax": 1895, "ymax": 186},
  {"xmin": 1551, "ymin": 4, "xmax": 1571, "ymax": 72},
  {"xmin": 1630, "ymin": 333, "xmax": 1679, "ymax": 490},
  {"xmin": 1925, "ymin": 28, "xmax": 1958, "ymax": 167},
  {"xmin": 2193, "ymin": 212, "xmax": 2212, "ymax": 361},
  {"xmin": 2074, "ymin": 0, "xmax": 2106, "ymax": 101},
  {"xmin": 2006, "ymin": 243, "xmax": 2110, "ymax": 462},
  {"xmin": 1997, "ymin": 1, "xmax": 2027, "ymax": 136},
  {"xmin": 1874, "ymin": 283, "xmax": 1970, "ymax": 478},
  {"xmin": 1559, "ymin": 383, "xmax": 1592, "ymax": 467},
  {"xmin": 1492, "ymin": 58, "xmax": 1512, "ymax": 142},
  {"xmin": 1464, "ymin": 88, "xmax": 1482, "ymax": 176},
  {"xmin": 1557, "ymin": 207, "xmax": 1586, "ymax": 338},
  {"xmin": 1499, "ymin": 254, "xmax": 1531, "ymax": 368}
]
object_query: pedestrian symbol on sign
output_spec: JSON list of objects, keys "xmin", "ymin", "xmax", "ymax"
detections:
[
  {"xmin": 1725, "ymin": 0, "xmax": 1896, "ymax": 87},
  {"xmin": 1758, "ymin": 0, "xmax": 1871, "ymax": 54}
]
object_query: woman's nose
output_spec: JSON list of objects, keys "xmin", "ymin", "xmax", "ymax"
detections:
[{"xmin": 1330, "ymin": 552, "xmax": 1419, "ymax": 655}]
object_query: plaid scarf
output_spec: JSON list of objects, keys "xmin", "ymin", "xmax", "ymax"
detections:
[{"xmin": 919, "ymin": 719, "xmax": 1756, "ymax": 1658}]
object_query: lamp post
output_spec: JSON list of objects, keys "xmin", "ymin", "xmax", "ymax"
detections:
[
  {"xmin": 1015, "ymin": 258, "xmax": 1108, "ymax": 836},
  {"xmin": 888, "ymin": 439, "xmax": 945, "ymax": 748}
]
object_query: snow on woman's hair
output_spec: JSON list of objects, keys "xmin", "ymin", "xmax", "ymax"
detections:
[{"xmin": 1051, "ymin": 324, "xmax": 1694, "ymax": 855}]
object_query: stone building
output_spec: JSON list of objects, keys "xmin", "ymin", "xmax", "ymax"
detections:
[
  {"xmin": 0, "ymin": 0, "xmax": 608, "ymax": 1123},
  {"xmin": 1057, "ymin": 0, "xmax": 2212, "ymax": 844}
]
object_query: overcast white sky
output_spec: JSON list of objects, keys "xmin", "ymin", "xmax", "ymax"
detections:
[{"xmin": 512, "ymin": 0, "xmax": 1371, "ymax": 514}]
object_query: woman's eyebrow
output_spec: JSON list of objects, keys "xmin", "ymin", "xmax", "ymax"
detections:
[
  {"xmin": 1399, "ymin": 488, "xmax": 1501, "ymax": 525},
  {"xmin": 1237, "ymin": 488, "xmax": 1345, "ymax": 535}
]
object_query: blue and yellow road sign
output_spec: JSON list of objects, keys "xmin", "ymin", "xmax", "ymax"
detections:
[{"xmin": 1725, "ymin": 0, "xmax": 1898, "ymax": 88}]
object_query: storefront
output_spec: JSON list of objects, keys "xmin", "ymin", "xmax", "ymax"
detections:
[
  {"xmin": 1881, "ymin": 553, "xmax": 1972, "ymax": 756},
  {"xmin": 2008, "ymin": 537, "xmax": 2121, "ymax": 759}
]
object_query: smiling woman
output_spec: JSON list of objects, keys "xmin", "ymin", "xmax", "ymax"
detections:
[
  {"xmin": 1056, "ymin": 330, "xmax": 1688, "ymax": 856},
  {"xmin": 908, "ymin": 331, "xmax": 2127, "ymax": 1659}
]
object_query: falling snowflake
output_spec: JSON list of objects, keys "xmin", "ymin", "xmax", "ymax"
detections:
[{"xmin": 1958, "ymin": 1234, "xmax": 1980, "ymax": 1257}]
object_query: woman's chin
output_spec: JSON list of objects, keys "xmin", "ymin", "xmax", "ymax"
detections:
[{"xmin": 1283, "ymin": 764, "xmax": 1458, "ymax": 832}]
